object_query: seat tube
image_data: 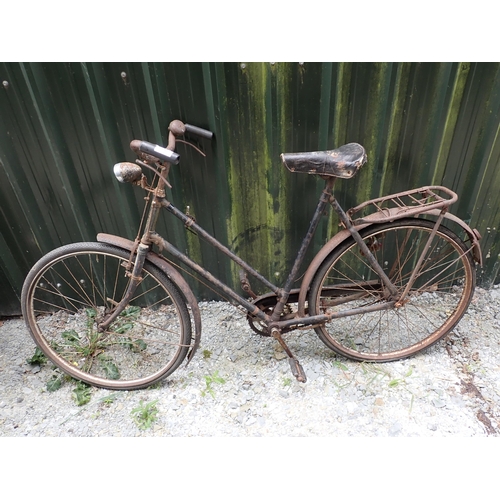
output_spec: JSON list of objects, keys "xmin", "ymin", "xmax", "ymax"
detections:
[{"xmin": 270, "ymin": 177, "xmax": 336, "ymax": 322}]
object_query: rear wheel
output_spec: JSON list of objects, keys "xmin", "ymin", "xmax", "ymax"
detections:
[
  {"xmin": 308, "ymin": 219, "xmax": 475, "ymax": 361},
  {"xmin": 21, "ymin": 242, "xmax": 192, "ymax": 390}
]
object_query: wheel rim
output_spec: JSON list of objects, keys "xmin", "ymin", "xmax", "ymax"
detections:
[
  {"xmin": 25, "ymin": 247, "xmax": 190, "ymax": 388},
  {"xmin": 311, "ymin": 221, "xmax": 474, "ymax": 360}
]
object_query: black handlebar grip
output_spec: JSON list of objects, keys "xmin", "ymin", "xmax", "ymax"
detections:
[
  {"xmin": 131, "ymin": 140, "xmax": 180, "ymax": 165},
  {"xmin": 184, "ymin": 123, "xmax": 214, "ymax": 140}
]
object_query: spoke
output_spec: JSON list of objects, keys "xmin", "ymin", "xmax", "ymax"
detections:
[
  {"xmin": 129, "ymin": 279, "xmax": 173, "ymax": 308},
  {"xmin": 314, "ymin": 221, "xmax": 472, "ymax": 359},
  {"xmin": 388, "ymin": 228, "xmax": 413, "ymax": 282},
  {"xmin": 34, "ymin": 285, "xmax": 87, "ymax": 314},
  {"xmin": 26, "ymin": 246, "xmax": 191, "ymax": 389},
  {"xmin": 327, "ymin": 255, "xmax": 382, "ymax": 302},
  {"xmin": 103, "ymin": 330, "xmax": 189, "ymax": 348},
  {"xmin": 355, "ymin": 310, "xmax": 385, "ymax": 350},
  {"xmin": 414, "ymin": 252, "xmax": 467, "ymax": 294},
  {"xmin": 63, "ymin": 257, "xmax": 101, "ymax": 308}
]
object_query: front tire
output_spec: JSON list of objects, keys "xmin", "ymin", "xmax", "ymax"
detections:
[{"xmin": 21, "ymin": 242, "xmax": 192, "ymax": 390}]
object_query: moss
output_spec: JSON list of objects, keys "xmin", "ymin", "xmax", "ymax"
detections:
[{"xmin": 225, "ymin": 63, "xmax": 293, "ymax": 290}]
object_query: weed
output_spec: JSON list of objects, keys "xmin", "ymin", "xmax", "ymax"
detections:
[
  {"xmin": 331, "ymin": 360, "xmax": 406, "ymax": 391},
  {"xmin": 388, "ymin": 366, "xmax": 414, "ymax": 388},
  {"xmin": 46, "ymin": 374, "xmax": 63, "ymax": 392},
  {"xmin": 387, "ymin": 365, "xmax": 414, "ymax": 388},
  {"xmin": 147, "ymin": 381, "xmax": 162, "ymax": 390},
  {"xmin": 114, "ymin": 307, "xmax": 147, "ymax": 352},
  {"xmin": 27, "ymin": 347, "xmax": 47, "ymax": 366},
  {"xmin": 97, "ymin": 354, "xmax": 120, "ymax": 380},
  {"xmin": 360, "ymin": 363, "xmax": 392, "ymax": 385},
  {"xmin": 131, "ymin": 400, "xmax": 159, "ymax": 430},
  {"xmin": 72, "ymin": 381, "xmax": 92, "ymax": 406},
  {"xmin": 386, "ymin": 365, "xmax": 417, "ymax": 413},
  {"xmin": 50, "ymin": 306, "xmax": 145, "ymax": 378},
  {"xmin": 282, "ymin": 377, "xmax": 292, "ymax": 387},
  {"xmin": 331, "ymin": 361, "xmax": 417, "ymax": 413},
  {"xmin": 46, "ymin": 368, "xmax": 70, "ymax": 392},
  {"xmin": 332, "ymin": 360, "xmax": 349, "ymax": 371},
  {"xmin": 202, "ymin": 349, "xmax": 212, "ymax": 359},
  {"xmin": 44, "ymin": 368, "xmax": 92, "ymax": 406},
  {"xmin": 59, "ymin": 392, "xmax": 121, "ymax": 425},
  {"xmin": 101, "ymin": 395, "xmax": 117, "ymax": 405},
  {"xmin": 201, "ymin": 370, "xmax": 226, "ymax": 398}
]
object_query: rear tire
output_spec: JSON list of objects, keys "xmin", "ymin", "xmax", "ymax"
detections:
[
  {"xmin": 308, "ymin": 219, "xmax": 475, "ymax": 361},
  {"xmin": 21, "ymin": 242, "xmax": 192, "ymax": 390}
]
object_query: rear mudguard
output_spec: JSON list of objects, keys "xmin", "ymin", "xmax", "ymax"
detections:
[
  {"xmin": 297, "ymin": 213, "xmax": 482, "ymax": 317},
  {"xmin": 96, "ymin": 233, "xmax": 201, "ymax": 364}
]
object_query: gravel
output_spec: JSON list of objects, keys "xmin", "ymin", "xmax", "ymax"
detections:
[{"xmin": 1, "ymin": 287, "xmax": 499, "ymax": 437}]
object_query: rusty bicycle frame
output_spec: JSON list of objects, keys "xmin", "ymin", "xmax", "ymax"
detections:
[{"xmin": 99, "ymin": 119, "xmax": 482, "ymax": 382}]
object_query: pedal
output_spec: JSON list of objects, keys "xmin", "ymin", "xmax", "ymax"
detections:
[
  {"xmin": 271, "ymin": 327, "xmax": 307, "ymax": 383},
  {"xmin": 288, "ymin": 358, "xmax": 307, "ymax": 383}
]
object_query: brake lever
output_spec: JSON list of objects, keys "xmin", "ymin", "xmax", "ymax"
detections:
[{"xmin": 175, "ymin": 138, "xmax": 207, "ymax": 157}]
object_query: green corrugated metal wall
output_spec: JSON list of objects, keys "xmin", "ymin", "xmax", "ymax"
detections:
[{"xmin": 1, "ymin": 62, "xmax": 499, "ymax": 316}]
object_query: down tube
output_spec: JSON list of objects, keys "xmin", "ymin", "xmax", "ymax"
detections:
[{"xmin": 156, "ymin": 234, "xmax": 269, "ymax": 322}]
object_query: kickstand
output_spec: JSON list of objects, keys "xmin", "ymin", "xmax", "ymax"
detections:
[{"xmin": 271, "ymin": 328, "xmax": 307, "ymax": 383}]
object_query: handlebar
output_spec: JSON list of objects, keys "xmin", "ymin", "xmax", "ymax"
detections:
[
  {"xmin": 129, "ymin": 120, "xmax": 213, "ymax": 165},
  {"xmin": 184, "ymin": 123, "xmax": 214, "ymax": 140},
  {"xmin": 130, "ymin": 140, "xmax": 180, "ymax": 165},
  {"xmin": 168, "ymin": 119, "xmax": 214, "ymax": 140}
]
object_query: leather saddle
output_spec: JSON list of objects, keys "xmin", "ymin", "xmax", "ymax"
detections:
[{"xmin": 281, "ymin": 143, "xmax": 367, "ymax": 179}]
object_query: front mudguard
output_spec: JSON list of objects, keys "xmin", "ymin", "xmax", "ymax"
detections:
[
  {"xmin": 96, "ymin": 233, "xmax": 202, "ymax": 364},
  {"xmin": 297, "ymin": 213, "xmax": 482, "ymax": 317}
]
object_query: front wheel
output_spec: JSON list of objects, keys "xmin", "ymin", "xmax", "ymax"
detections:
[
  {"xmin": 308, "ymin": 219, "xmax": 475, "ymax": 361},
  {"xmin": 21, "ymin": 242, "xmax": 192, "ymax": 390}
]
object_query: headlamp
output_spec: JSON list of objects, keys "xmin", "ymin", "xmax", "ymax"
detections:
[{"xmin": 113, "ymin": 162, "xmax": 143, "ymax": 184}]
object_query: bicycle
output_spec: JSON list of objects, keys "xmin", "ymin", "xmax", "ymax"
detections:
[{"xmin": 21, "ymin": 119, "xmax": 483, "ymax": 390}]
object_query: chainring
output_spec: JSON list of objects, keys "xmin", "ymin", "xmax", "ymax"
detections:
[{"xmin": 246, "ymin": 294, "xmax": 295, "ymax": 336}]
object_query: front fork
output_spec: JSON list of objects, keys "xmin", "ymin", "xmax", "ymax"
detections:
[
  {"xmin": 97, "ymin": 243, "xmax": 149, "ymax": 331},
  {"xmin": 98, "ymin": 192, "xmax": 164, "ymax": 331}
]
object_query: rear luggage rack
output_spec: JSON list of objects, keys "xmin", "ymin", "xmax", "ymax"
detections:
[{"xmin": 347, "ymin": 186, "xmax": 458, "ymax": 225}]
